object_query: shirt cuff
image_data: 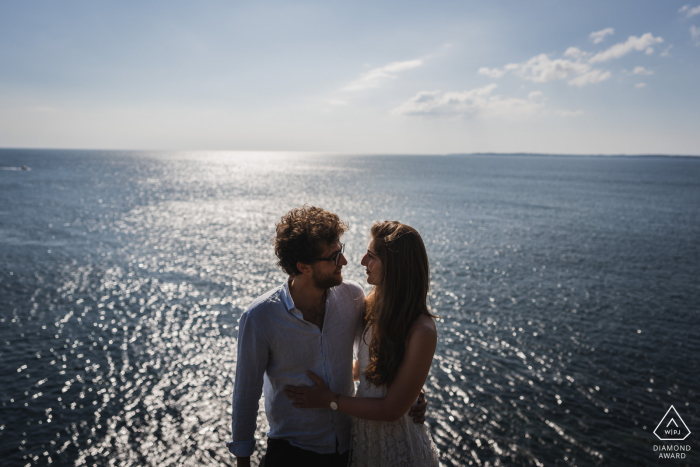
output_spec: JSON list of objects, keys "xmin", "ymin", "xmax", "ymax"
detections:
[{"xmin": 227, "ymin": 439, "xmax": 256, "ymax": 457}]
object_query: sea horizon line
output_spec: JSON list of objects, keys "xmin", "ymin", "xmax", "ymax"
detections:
[{"xmin": 0, "ymin": 147, "xmax": 699, "ymax": 158}]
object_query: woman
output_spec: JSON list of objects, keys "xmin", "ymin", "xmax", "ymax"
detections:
[{"xmin": 284, "ymin": 221, "xmax": 440, "ymax": 466}]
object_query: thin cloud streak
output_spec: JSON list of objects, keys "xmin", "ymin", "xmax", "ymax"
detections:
[
  {"xmin": 342, "ymin": 59, "xmax": 423, "ymax": 91},
  {"xmin": 691, "ymin": 26, "xmax": 700, "ymax": 46},
  {"xmin": 679, "ymin": 4, "xmax": 700, "ymax": 18},
  {"xmin": 632, "ymin": 66, "xmax": 653, "ymax": 75},
  {"xmin": 588, "ymin": 33, "xmax": 663, "ymax": 63},
  {"xmin": 568, "ymin": 69, "xmax": 611, "ymax": 87},
  {"xmin": 589, "ymin": 28, "xmax": 614, "ymax": 44}
]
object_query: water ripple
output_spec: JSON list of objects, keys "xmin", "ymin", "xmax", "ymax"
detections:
[{"xmin": 1, "ymin": 150, "xmax": 699, "ymax": 466}]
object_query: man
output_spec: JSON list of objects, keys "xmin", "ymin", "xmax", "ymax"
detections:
[{"xmin": 227, "ymin": 206, "xmax": 425, "ymax": 467}]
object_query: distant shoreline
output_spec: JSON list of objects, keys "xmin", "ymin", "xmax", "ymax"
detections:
[{"xmin": 448, "ymin": 152, "xmax": 700, "ymax": 159}]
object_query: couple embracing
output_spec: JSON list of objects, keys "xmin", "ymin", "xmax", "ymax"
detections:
[{"xmin": 227, "ymin": 206, "xmax": 440, "ymax": 466}]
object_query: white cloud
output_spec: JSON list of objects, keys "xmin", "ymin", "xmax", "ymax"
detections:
[
  {"xmin": 478, "ymin": 67, "xmax": 508, "ymax": 79},
  {"xmin": 568, "ymin": 69, "xmax": 611, "ymax": 87},
  {"xmin": 564, "ymin": 47, "xmax": 589, "ymax": 59},
  {"xmin": 556, "ymin": 109, "xmax": 584, "ymax": 117},
  {"xmin": 476, "ymin": 32, "xmax": 664, "ymax": 89},
  {"xmin": 342, "ymin": 59, "xmax": 423, "ymax": 91},
  {"xmin": 480, "ymin": 54, "xmax": 607, "ymax": 87},
  {"xmin": 588, "ymin": 33, "xmax": 664, "ymax": 63},
  {"xmin": 635, "ymin": 83, "xmax": 647, "ymax": 89},
  {"xmin": 392, "ymin": 84, "xmax": 545, "ymax": 119},
  {"xmin": 589, "ymin": 28, "xmax": 614, "ymax": 44},
  {"xmin": 660, "ymin": 45, "xmax": 673, "ymax": 56},
  {"xmin": 692, "ymin": 26, "xmax": 700, "ymax": 46},
  {"xmin": 679, "ymin": 4, "xmax": 700, "ymax": 18},
  {"xmin": 517, "ymin": 54, "xmax": 592, "ymax": 82},
  {"xmin": 479, "ymin": 54, "xmax": 611, "ymax": 87},
  {"xmin": 478, "ymin": 63, "xmax": 520, "ymax": 79},
  {"xmin": 632, "ymin": 66, "xmax": 653, "ymax": 75},
  {"xmin": 481, "ymin": 54, "xmax": 592, "ymax": 83}
]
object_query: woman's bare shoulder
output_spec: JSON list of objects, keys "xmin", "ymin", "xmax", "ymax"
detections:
[{"xmin": 408, "ymin": 314, "xmax": 437, "ymax": 341}]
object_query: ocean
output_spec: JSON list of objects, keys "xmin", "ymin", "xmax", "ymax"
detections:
[{"xmin": 1, "ymin": 149, "xmax": 698, "ymax": 466}]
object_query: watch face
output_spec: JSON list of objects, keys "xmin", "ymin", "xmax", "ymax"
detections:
[{"xmin": 330, "ymin": 401, "xmax": 338, "ymax": 410}]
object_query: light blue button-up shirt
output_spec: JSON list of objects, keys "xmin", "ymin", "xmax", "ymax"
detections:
[{"xmin": 227, "ymin": 279, "xmax": 365, "ymax": 457}]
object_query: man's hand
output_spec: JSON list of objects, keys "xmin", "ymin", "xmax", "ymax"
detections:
[
  {"xmin": 408, "ymin": 390, "xmax": 427, "ymax": 424},
  {"xmin": 236, "ymin": 456, "xmax": 251, "ymax": 467}
]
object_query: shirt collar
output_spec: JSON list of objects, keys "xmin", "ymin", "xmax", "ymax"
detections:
[
  {"xmin": 280, "ymin": 278, "xmax": 296, "ymax": 312},
  {"xmin": 281, "ymin": 277, "xmax": 335, "ymax": 314}
]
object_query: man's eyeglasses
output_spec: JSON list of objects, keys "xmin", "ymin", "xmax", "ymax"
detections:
[{"xmin": 316, "ymin": 243, "xmax": 345, "ymax": 266}]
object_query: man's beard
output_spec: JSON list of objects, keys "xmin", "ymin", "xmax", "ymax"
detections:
[{"xmin": 312, "ymin": 267, "xmax": 342, "ymax": 289}]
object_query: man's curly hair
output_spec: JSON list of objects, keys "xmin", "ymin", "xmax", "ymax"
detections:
[{"xmin": 274, "ymin": 206, "xmax": 349, "ymax": 276}]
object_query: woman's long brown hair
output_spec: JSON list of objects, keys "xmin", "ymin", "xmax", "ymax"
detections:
[{"xmin": 363, "ymin": 221, "xmax": 435, "ymax": 387}]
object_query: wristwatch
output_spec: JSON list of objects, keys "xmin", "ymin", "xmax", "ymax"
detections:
[{"xmin": 330, "ymin": 394, "xmax": 341, "ymax": 411}]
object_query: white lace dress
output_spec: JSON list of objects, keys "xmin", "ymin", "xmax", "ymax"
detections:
[{"xmin": 350, "ymin": 326, "xmax": 440, "ymax": 467}]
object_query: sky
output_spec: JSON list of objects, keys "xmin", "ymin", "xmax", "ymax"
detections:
[{"xmin": 1, "ymin": 0, "xmax": 699, "ymax": 155}]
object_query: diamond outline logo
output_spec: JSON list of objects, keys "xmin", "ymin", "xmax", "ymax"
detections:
[{"xmin": 654, "ymin": 405, "xmax": 691, "ymax": 441}]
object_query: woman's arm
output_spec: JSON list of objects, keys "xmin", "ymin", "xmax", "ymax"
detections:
[
  {"xmin": 285, "ymin": 315, "xmax": 437, "ymax": 422},
  {"xmin": 353, "ymin": 359, "xmax": 360, "ymax": 382}
]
